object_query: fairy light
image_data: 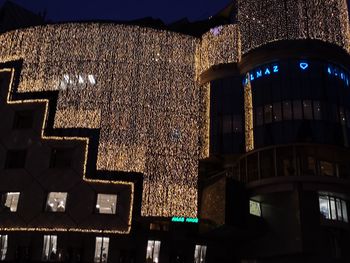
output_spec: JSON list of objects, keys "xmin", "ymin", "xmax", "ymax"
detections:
[
  {"xmin": 238, "ymin": 0, "xmax": 350, "ymax": 54},
  {"xmin": 0, "ymin": 23, "xmax": 206, "ymax": 218},
  {"xmin": 1, "ymin": 68, "xmax": 134, "ymax": 234},
  {"xmin": 196, "ymin": 24, "xmax": 241, "ymax": 78},
  {"xmin": 244, "ymin": 73, "xmax": 254, "ymax": 152}
]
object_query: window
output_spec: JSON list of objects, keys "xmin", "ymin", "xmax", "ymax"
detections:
[
  {"xmin": 222, "ymin": 115, "xmax": 231, "ymax": 134},
  {"xmin": 95, "ymin": 194, "xmax": 117, "ymax": 214},
  {"xmin": 293, "ymin": 100, "xmax": 302, "ymax": 120},
  {"xmin": 303, "ymin": 100, "xmax": 313, "ymax": 120},
  {"xmin": 256, "ymin": 107, "xmax": 263, "ymax": 126},
  {"xmin": 264, "ymin": 104, "xmax": 273, "ymax": 123},
  {"xmin": 319, "ymin": 194, "xmax": 348, "ymax": 223},
  {"xmin": 146, "ymin": 240, "xmax": 161, "ymax": 263},
  {"xmin": 194, "ymin": 245, "xmax": 207, "ymax": 263},
  {"xmin": 5, "ymin": 150, "xmax": 26, "ymax": 169},
  {"xmin": 50, "ymin": 148, "xmax": 73, "ymax": 168},
  {"xmin": 1, "ymin": 192, "xmax": 20, "ymax": 212},
  {"xmin": 339, "ymin": 107, "xmax": 346, "ymax": 126},
  {"xmin": 94, "ymin": 237, "xmax": 109, "ymax": 263},
  {"xmin": 282, "ymin": 101, "xmax": 292, "ymax": 120},
  {"xmin": 232, "ymin": 115, "xmax": 242, "ymax": 133},
  {"xmin": 13, "ymin": 110, "xmax": 33, "ymax": 129},
  {"xmin": 249, "ymin": 200, "xmax": 261, "ymax": 217},
  {"xmin": 313, "ymin": 101, "xmax": 322, "ymax": 120},
  {"xmin": 42, "ymin": 235, "xmax": 57, "ymax": 261},
  {"xmin": 320, "ymin": 161, "xmax": 335, "ymax": 177},
  {"xmin": 0, "ymin": 235, "xmax": 8, "ymax": 261},
  {"xmin": 46, "ymin": 192, "xmax": 67, "ymax": 212},
  {"xmin": 273, "ymin": 102, "xmax": 282, "ymax": 122}
]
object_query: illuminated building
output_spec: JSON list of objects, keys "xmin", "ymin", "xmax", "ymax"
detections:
[{"xmin": 0, "ymin": 0, "xmax": 349, "ymax": 262}]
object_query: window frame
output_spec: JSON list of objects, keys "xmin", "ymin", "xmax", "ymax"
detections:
[
  {"xmin": 94, "ymin": 236, "xmax": 110, "ymax": 263},
  {"xmin": 95, "ymin": 193, "xmax": 117, "ymax": 215},
  {"xmin": 45, "ymin": 192, "xmax": 68, "ymax": 213},
  {"xmin": 318, "ymin": 193, "xmax": 348, "ymax": 223}
]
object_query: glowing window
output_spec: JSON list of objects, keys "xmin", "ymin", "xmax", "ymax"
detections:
[
  {"xmin": 94, "ymin": 237, "xmax": 109, "ymax": 263},
  {"xmin": 249, "ymin": 200, "xmax": 261, "ymax": 217},
  {"xmin": 2, "ymin": 192, "xmax": 20, "ymax": 212},
  {"xmin": 319, "ymin": 194, "xmax": 348, "ymax": 223},
  {"xmin": 46, "ymin": 192, "xmax": 67, "ymax": 212},
  {"xmin": 194, "ymin": 245, "xmax": 207, "ymax": 263},
  {"xmin": 42, "ymin": 235, "xmax": 57, "ymax": 261},
  {"xmin": 96, "ymin": 194, "xmax": 117, "ymax": 214},
  {"xmin": 320, "ymin": 161, "xmax": 335, "ymax": 177},
  {"xmin": 0, "ymin": 235, "xmax": 8, "ymax": 261},
  {"xmin": 146, "ymin": 240, "xmax": 161, "ymax": 263}
]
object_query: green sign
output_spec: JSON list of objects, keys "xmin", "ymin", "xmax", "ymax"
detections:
[{"xmin": 171, "ymin": 217, "xmax": 198, "ymax": 223}]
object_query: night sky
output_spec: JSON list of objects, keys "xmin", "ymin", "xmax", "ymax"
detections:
[{"xmin": 0, "ymin": 0, "xmax": 231, "ymax": 24}]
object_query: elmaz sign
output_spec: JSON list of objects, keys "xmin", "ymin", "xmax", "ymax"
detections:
[
  {"xmin": 171, "ymin": 216, "xmax": 199, "ymax": 223},
  {"xmin": 244, "ymin": 63, "xmax": 279, "ymax": 85}
]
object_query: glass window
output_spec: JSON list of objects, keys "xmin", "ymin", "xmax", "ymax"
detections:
[
  {"xmin": 1, "ymin": 192, "xmax": 20, "ymax": 212},
  {"xmin": 94, "ymin": 237, "xmax": 109, "ymax": 263},
  {"xmin": 346, "ymin": 110, "xmax": 350, "ymax": 127},
  {"xmin": 313, "ymin": 101, "xmax": 322, "ymax": 120},
  {"xmin": 46, "ymin": 192, "xmax": 67, "ymax": 212},
  {"xmin": 249, "ymin": 200, "xmax": 261, "ymax": 217},
  {"xmin": 96, "ymin": 194, "xmax": 117, "ymax": 214},
  {"xmin": 146, "ymin": 240, "xmax": 161, "ymax": 263},
  {"xmin": 194, "ymin": 245, "xmax": 207, "ymax": 263},
  {"xmin": 303, "ymin": 100, "xmax": 313, "ymax": 120},
  {"xmin": 293, "ymin": 100, "xmax": 302, "ymax": 120},
  {"xmin": 319, "ymin": 195, "xmax": 330, "ymax": 219},
  {"xmin": 282, "ymin": 101, "xmax": 292, "ymax": 120},
  {"xmin": 222, "ymin": 115, "xmax": 231, "ymax": 134},
  {"xmin": 264, "ymin": 104, "xmax": 273, "ymax": 123},
  {"xmin": 42, "ymin": 235, "xmax": 57, "ymax": 261},
  {"xmin": 273, "ymin": 102, "xmax": 282, "ymax": 122},
  {"xmin": 319, "ymin": 194, "xmax": 348, "ymax": 223},
  {"xmin": 320, "ymin": 161, "xmax": 334, "ymax": 177},
  {"xmin": 339, "ymin": 107, "xmax": 346, "ymax": 126},
  {"xmin": 0, "ymin": 235, "xmax": 8, "ymax": 261},
  {"xmin": 50, "ymin": 148, "xmax": 73, "ymax": 168},
  {"xmin": 256, "ymin": 107, "xmax": 263, "ymax": 126},
  {"xmin": 13, "ymin": 110, "xmax": 33, "ymax": 129},
  {"xmin": 232, "ymin": 115, "xmax": 242, "ymax": 133}
]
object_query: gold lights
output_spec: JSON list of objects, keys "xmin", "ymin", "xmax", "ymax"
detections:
[
  {"xmin": 244, "ymin": 74, "xmax": 254, "ymax": 152},
  {"xmin": 238, "ymin": 0, "xmax": 350, "ymax": 54}
]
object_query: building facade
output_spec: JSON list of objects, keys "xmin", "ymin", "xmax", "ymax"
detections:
[{"xmin": 0, "ymin": 0, "xmax": 349, "ymax": 262}]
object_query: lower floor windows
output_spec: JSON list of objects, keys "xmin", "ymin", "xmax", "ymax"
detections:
[
  {"xmin": 0, "ymin": 235, "xmax": 8, "ymax": 261},
  {"xmin": 249, "ymin": 200, "xmax": 261, "ymax": 217},
  {"xmin": 94, "ymin": 237, "xmax": 109, "ymax": 263},
  {"xmin": 146, "ymin": 240, "xmax": 161, "ymax": 263},
  {"xmin": 1, "ymin": 192, "xmax": 20, "ymax": 212},
  {"xmin": 194, "ymin": 245, "xmax": 207, "ymax": 263},
  {"xmin": 319, "ymin": 194, "xmax": 348, "ymax": 223},
  {"xmin": 46, "ymin": 192, "xmax": 67, "ymax": 212},
  {"xmin": 42, "ymin": 235, "xmax": 57, "ymax": 261}
]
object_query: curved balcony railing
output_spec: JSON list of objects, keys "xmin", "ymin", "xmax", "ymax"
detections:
[{"xmin": 228, "ymin": 143, "xmax": 350, "ymax": 183}]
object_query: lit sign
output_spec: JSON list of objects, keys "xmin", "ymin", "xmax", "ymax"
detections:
[
  {"xmin": 171, "ymin": 217, "xmax": 199, "ymax": 223},
  {"xmin": 299, "ymin": 62, "xmax": 309, "ymax": 70},
  {"xmin": 327, "ymin": 65, "xmax": 349, "ymax": 86},
  {"xmin": 244, "ymin": 63, "xmax": 279, "ymax": 85}
]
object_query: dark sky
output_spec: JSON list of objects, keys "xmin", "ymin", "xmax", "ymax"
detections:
[{"xmin": 0, "ymin": 0, "xmax": 231, "ymax": 24}]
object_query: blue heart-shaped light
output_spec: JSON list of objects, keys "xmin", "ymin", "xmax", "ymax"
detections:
[{"xmin": 300, "ymin": 62, "xmax": 309, "ymax": 70}]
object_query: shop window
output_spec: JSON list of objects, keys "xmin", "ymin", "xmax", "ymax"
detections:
[
  {"xmin": 249, "ymin": 200, "xmax": 261, "ymax": 217},
  {"xmin": 5, "ymin": 150, "xmax": 26, "ymax": 169},
  {"xmin": 305, "ymin": 157, "xmax": 316, "ymax": 175},
  {"xmin": 13, "ymin": 110, "xmax": 34, "ymax": 129},
  {"xmin": 313, "ymin": 101, "xmax": 322, "ymax": 120},
  {"xmin": 146, "ymin": 240, "xmax": 161, "ymax": 263},
  {"xmin": 273, "ymin": 102, "xmax": 282, "ymax": 122},
  {"xmin": 94, "ymin": 237, "xmax": 109, "ymax": 263},
  {"xmin": 50, "ymin": 148, "xmax": 73, "ymax": 168},
  {"xmin": 339, "ymin": 107, "xmax": 346, "ymax": 126},
  {"xmin": 42, "ymin": 235, "xmax": 57, "ymax": 261},
  {"xmin": 282, "ymin": 101, "xmax": 292, "ymax": 120},
  {"xmin": 46, "ymin": 192, "xmax": 67, "ymax": 212},
  {"xmin": 303, "ymin": 100, "xmax": 313, "ymax": 120},
  {"xmin": 222, "ymin": 115, "xmax": 231, "ymax": 134},
  {"xmin": 194, "ymin": 245, "xmax": 207, "ymax": 263},
  {"xmin": 95, "ymin": 194, "xmax": 117, "ymax": 214},
  {"xmin": 1, "ymin": 192, "xmax": 20, "ymax": 212},
  {"xmin": 320, "ymin": 161, "xmax": 335, "ymax": 177},
  {"xmin": 264, "ymin": 104, "xmax": 273, "ymax": 123},
  {"xmin": 0, "ymin": 235, "xmax": 8, "ymax": 261},
  {"xmin": 319, "ymin": 194, "xmax": 348, "ymax": 223}
]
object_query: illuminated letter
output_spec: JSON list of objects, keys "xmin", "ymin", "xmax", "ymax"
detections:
[
  {"xmin": 250, "ymin": 73, "xmax": 254, "ymax": 81},
  {"xmin": 273, "ymin": 65, "xmax": 279, "ymax": 73},
  {"xmin": 264, "ymin": 68, "xmax": 271, "ymax": 75},
  {"xmin": 328, "ymin": 67, "xmax": 332, "ymax": 74},
  {"xmin": 256, "ymin": 70, "xmax": 262, "ymax": 78}
]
